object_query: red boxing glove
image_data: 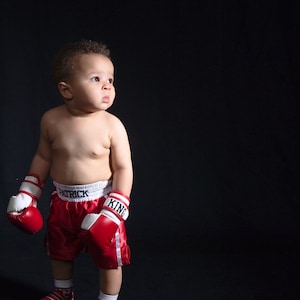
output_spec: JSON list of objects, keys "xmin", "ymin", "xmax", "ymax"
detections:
[
  {"xmin": 80, "ymin": 190, "xmax": 130, "ymax": 251},
  {"xmin": 7, "ymin": 174, "xmax": 44, "ymax": 234}
]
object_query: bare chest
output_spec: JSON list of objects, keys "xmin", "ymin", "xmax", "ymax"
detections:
[{"xmin": 49, "ymin": 118, "xmax": 110, "ymax": 158}]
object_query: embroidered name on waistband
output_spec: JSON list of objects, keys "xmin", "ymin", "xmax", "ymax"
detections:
[{"xmin": 58, "ymin": 188, "xmax": 89, "ymax": 198}]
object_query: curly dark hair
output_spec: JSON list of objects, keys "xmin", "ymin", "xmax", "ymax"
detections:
[{"xmin": 52, "ymin": 40, "xmax": 111, "ymax": 84}]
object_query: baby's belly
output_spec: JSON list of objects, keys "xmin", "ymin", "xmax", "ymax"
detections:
[{"xmin": 50, "ymin": 158, "xmax": 112, "ymax": 185}]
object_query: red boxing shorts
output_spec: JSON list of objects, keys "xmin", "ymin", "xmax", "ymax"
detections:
[{"xmin": 44, "ymin": 180, "xmax": 130, "ymax": 269}]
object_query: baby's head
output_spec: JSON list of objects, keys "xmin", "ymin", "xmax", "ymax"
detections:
[{"xmin": 52, "ymin": 40, "xmax": 111, "ymax": 85}]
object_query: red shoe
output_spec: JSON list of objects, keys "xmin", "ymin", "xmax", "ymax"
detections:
[{"xmin": 41, "ymin": 288, "xmax": 74, "ymax": 300}]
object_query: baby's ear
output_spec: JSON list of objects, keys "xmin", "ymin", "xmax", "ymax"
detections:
[{"xmin": 57, "ymin": 81, "xmax": 72, "ymax": 100}]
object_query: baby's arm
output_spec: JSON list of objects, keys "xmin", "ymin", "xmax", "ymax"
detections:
[
  {"xmin": 28, "ymin": 112, "xmax": 52, "ymax": 182},
  {"xmin": 109, "ymin": 117, "xmax": 133, "ymax": 196},
  {"xmin": 7, "ymin": 113, "xmax": 52, "ymax": 234},
  {"xmin": 80, "ymin": 116, "xmax": 133, "ymax": 250}
]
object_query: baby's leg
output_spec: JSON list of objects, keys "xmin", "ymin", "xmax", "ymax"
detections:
[
  {"xmin": 41, "ymin": 259, "xmax": 74, "ymax": 300},
  {"xmin": 51, "ymin": 258, "xmax": 74, "ymax": 279},
  {"xmin": 98, "ymin": 267, "xmax": 122, "ymax": 299}
]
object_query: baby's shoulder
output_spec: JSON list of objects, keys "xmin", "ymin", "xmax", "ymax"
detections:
[
  {"xmin": 98, "ymin": 112, "xmax": 127, "ymax": 136},
  {"xmin": 100, "ymin": 110, "xmax": 123, "ymax": 125},
  {"xmin": 40, "ymin": 105, "xmax": 66, "ymax": 124},
  {"xmin": 45, "ymin": 105, "xmax": 66, "ymax": 116}
]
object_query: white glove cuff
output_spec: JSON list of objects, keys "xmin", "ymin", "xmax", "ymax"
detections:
[
  {"xmin": 19, "ymin": 178, "xmax": 42, "ymax": 199},
  {"xmin": 103, "ymin": 196, "xmax": 129, "ymax": 221}
]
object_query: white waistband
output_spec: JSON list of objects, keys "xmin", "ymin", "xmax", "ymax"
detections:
[{"xmin": 53, "ymin": 180, "xmax": 112, "ymax": 202}]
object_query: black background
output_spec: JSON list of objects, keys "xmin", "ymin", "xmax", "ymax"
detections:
[{"xmin": 1, "ymin": 0, "xmax": 300, "ymax": 299}]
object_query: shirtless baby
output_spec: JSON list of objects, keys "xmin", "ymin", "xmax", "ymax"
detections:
[{"xmin": 7, "ymin": 40, "xmax": 133, "ymax": 300}]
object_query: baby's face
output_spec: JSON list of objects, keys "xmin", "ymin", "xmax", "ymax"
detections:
[{"xmin": 67, "ymin": 53, "xmax": 116, "ymax": 113}]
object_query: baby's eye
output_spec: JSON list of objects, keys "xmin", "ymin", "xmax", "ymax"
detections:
[
  {"xmin": 91, "ymin": 76, "xmax": 100, "ymax": 82},
  {"xmin": 108, "ymin": 78, "xmax": 114, "ymax": 84}
]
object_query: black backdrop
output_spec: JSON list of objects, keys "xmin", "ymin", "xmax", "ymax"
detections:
[{"xmin": 1, "ymin": 0, "xmax": 300, "ymax": 299}]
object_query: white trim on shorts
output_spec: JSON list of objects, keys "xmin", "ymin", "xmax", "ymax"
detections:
[{"xmin": 53, "ymin": 180, "xmax": 112, "ymax": 202}]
